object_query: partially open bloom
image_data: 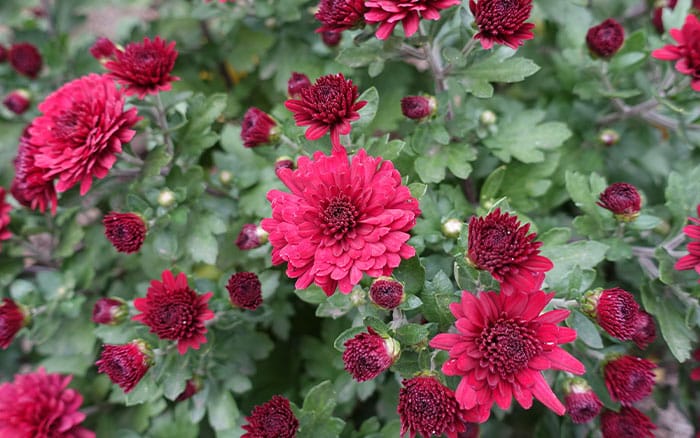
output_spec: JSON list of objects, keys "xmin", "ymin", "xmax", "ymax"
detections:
[
  {"xmin": 652, "ymin": 14, "xmax": 700, "ymax": 91},
  {"xmin": 369, "ymin": 277, "xmax": 404, "ymax": 309},
  {"xmin": 284, "ymin": 73, "xmax": 366, "ymax": 149},
  {"xmin": 11, "ymin": 131, "xmax": 58, "ymax": 214},
  {"xmin": 105, "ymin": 36, "xmax": 179, "ymax": 98},
  {"xmin": 103, "ymin": 212, "xmax": 147, "ymax": 253},
  {"xmin": 466, "ymin": 208, "xmax": 553, "ymax": 295},
  {"xmin": 604, "ymin": 355, "xmax": 656, "ymax": 406},
  {"xmin": 430, "ymin": 290, "xmax": 585, "ymax": 423},
  {"xmin": 262, "ymin": 147, "xmax": 420, "ymax": 295},
  {"xmin": 469, "ymin": 0, "xmax": 535, "ymax": 50},
  {"xmin": 597, "ymin": 182, "xmax": 641, "ymax": 221},
  {"xmin": 96, "ymin": 340, "xmax": 152, "ymax": 393},
  {"xmin": 397, "ymin": 375, "xmax": 470, "ymax": 438},
  {"xmin": 175, "ymin": 378, "xmax": 201, "ymax": 402},
  {"xmin": 236, "ymin": 223, "xmax": 268, "ymax": 250},
  {"xmin": 632, "ymin": 311, "xmax": 656, "ymax": 349},
  {"xmin": 0, "ymin": 368, "xmax": 94, "ymax": 437},
  {"xmin": 226, "ymin": 272, "xmax": 263, "ymax": 311},
  {"xmin": 563, "ymin": 378, "xmax": 602, "ymax": 424},
  {"xmin": 365, "ymin": 0, "xmax": 461, "ymax": 40},
  {"xmin": 586, "ymin": 19, "xmax": 625, "ymax": 58},
  {"xmin": 321, "ymin": 30, "xmax": 343, "ymax": 46},
  {"xmin": 90, "ymin": 37, "xmax": 117, "ymax": 60},
  {"xmin": 401, "ymin": 95, "xmax": 437, "ymax": 120},
  {"xmin": 0, "ymin": 298, "xmax": 27, "ymax": 349},
  {"xmin": 241, "ymin": 107, "xmax": 278, "ymax": 148},
  {"xmin": 582, "ymin": 287, "xmax": 641, "ymax": 341},
  {"xmin": 343, "ymin": 327, "xmax": 400, "ymax": 381},
  {"xmin": 133, "ymin": 270, "xmax": 214, "ymax": 354},
  {"xmin": 8, "ymin": 42, "xmax": 42, "ymax": 78},
  {"xmin": 675, "ymin": 204, "xmax": 700, "ymax": 275},
  {"xmin": 242, "ymin": 395, "xmax": 299, "ymax": 438},
  {"xmin": 287, "ymin": 72, "xmax": 311, "ymax": 98},
  {"xmin": 600, "ymin": 407, "xmax": 656, "ymax": 438},
  {"xmin": 316, "ymin": 0, "xmax": 366, "ymax": 33},
  {"xmin": 92, "ymin": 297, "xmax": 128, "ymax": 325},
  {"xmin": 29, "ymin": 73, "xmax": 140, "ymax": 195},
  {"xmin": 3, "ymin": 90, "xmax": 31, "ymax": 114},
  {"xmin": 0, "ymin": 187, "xmax": 12, "ymax": 251}
]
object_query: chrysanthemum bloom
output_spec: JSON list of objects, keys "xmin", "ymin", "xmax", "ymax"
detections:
[
  {"xmin": 226, "ymin": 272, "xmax": 263, "ymax": 311},
  {"xmin": 316, "ymin": 0, "xmax": 366, "ymax": 33},
  {"xmin": 675, "ymin": 204, "xmax": 700, "ymax": 274},
  {"xmin": 600, "ymin": 407, "xmax": 656, "ymax": 438},
  {"xmin": 691, "ymin": 348, "xmax": 700, "ymax": 381},
  {"xmin": 401, "ymin": 95, "xmax": 437, "ymax": 120},
  {"xmin": 321, "ymin": 30, "xmax": 343, "ymax": 47},
  {"xmin": 95, "ymin": 340, "xmax": 152, "ymax": 393},
  {"xmin": 596, "ymin": 182, "xmax": 641, "ymax": 222},
  {"xmin": 603, "ymin": 355, "xmax": 656, "ymax": 406},
  {"xmin": 287, "ymin": 72, "xmax": 311, "ymax": 98},
  {"xmin": 132, "ymin": 270, "xmax": 214, "ymax": 354},
  {"xmin": 8, "ymin": 42, "xmax": 42, "ymax": 78},
  {"xmin": 175, "ymin": 378, "xmax": 201, "ymax": 402},
  {"xmin": 103, "ymin": 212, "xmax": 147, "ymax": 253},
  {"xmin": 632, "ymin": 310, "xmax": 656, "ymax": 349},
  {"xmin": 397, "ymin": 375, "xmax": 470, "ymax": 438},
  {"xmin": 284, "ymin": 73, "xmax": 367, "ymax": 149},
  {"xmin": 92, "ymin": 297, "xmax": 128, "ymax": 325},
  {"xmin": 581, "ymin": 287, "xmax": 641, "ymax": 341},
  {"xmin": 242, "ymin": 395, "xmax": 299, "ymax": 438},
  {"xmin": 105, "ymin": 36, "xmax": 180, "ymax": 98},
  {"xmin": 365, "ymin": 0, "xmax": 461, "ymax": 40},
  {"xmin": 0, "ymin": 187, "xmax": 12, "ymax": 251},
  {"xmin": 586, "ymin": 19, "xmax": 625, "ymax": 58},
  {"xmin": 236, "ymin": 223, "xmax": 268, "ymax": 250},
  {"xmin": 343, "ymin": 327, "xmax": 400, "ymax": 381},
  {"xmin": 469, "ymin": 0, "xmax": 535, "ymax": 50},
  {"xmin": 466, "ymin": 208, "xmax": 553, "ymax": 295},
  {"xmin": 29, "ymin": 73, "xmax": 140, "ymax": 195},
  {"xmin": 0, "ymin": 298, "xmax": 28, "ymax": 349},
  {"xmin": 11, "ymin": 132, "xmax": 58, "ymax": 214},
  {"xmin": 652, "ymin": 14, "xmax": 700, "ymax": 92},
  {"xmin": 429, "ymin": 290, "xmax": 585, "ymax": 423},
  {"xmin": 369, "ymin": 277, "xmax": 404, "ymax": 309},
  {"xmin": 241, "ymin": 107, "xmax": 279, "ymax": 148},
  {"xmin": 261, "ymin": 147, "xmax": 421, "ymax": 295},
  {"xmin": 89, "ymin": 37, "xmax": 117, "ymax": 60},
  {"xmin": 3, "ymin": 90, "xmax": 31, "ymax": 114},
  {"xmin": 563, "ymin": 378, "xmax": 602, "ymax": 424},
  {"xmin": 0, "ymin": 368, "xmax": 94, "ymax": 438}
]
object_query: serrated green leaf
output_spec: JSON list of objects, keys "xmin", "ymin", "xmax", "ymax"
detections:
[
  {"xmin": 294, "ymin": 286, "xmax": 328, "ymax": 304},
  {"xmin": 642, "ymin": 284, "xmax": 695, "ymax": 362},
  {"xmin": 665, "ymin": 166, "xmax": 700, "ymax": 222},
  {"xmin": 393, "ymin": 256, "xmax": 425, "ymax": 295},
  {"xmin": 142, "ymin": 145, "xmax": 170, "ymax": 178},
  {"xmin": 541, "ymin": 240, "xmax": 608, "ymax": 291},
  {"xmin": 355, "ymin": 87, "xmax": 379, "ymax": 130},
  {"xmin": 207, "ymin": 388, "xmax": 238, "ymax": 431},
  {"xmin": 480, "ymin": 165, "xmax": 507, "ymax": 203},
  {"xmin": 420, "ymin": 271, "xmax": 457, "ymax": 329},
  {"xmin": 394, "ymin": 323, "xmax": 431, "ymax": 346},
  {"xmin": 187, "ymin": 227, "xmax": 218, "ymax": 264},
  {"xmin": 464, "ymin": 54, "xmax": 540, "ymax": 84},
  {"xmin": 302, "ymin": 380, "xmax": 336, "ymax": 416}
]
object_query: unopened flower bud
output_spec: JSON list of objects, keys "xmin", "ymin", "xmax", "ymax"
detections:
[
  {"xmin": 349, "ymin": 287, "xmax": 366, "ymax": 306},
  {"xmin": 441, "ymin": 218, "xmax": 463, "ymax": 238},
  {"xmin": 8, "ymin": 42, "xmax": 42, "ymax": 78},
  {"xmin": 175, "ymin": 377, "xmax": 202, "ymax": 402},
  {"xmin": 241, "ymin": 107, "xmax": 279, "ymax": 148},
  {"xmin": 275, "ymin": 156, "xmax": 294, "ymax": 176},
  {"xmin": 219, "ymin": 170, "xmax": 233, "ymax": 185},
  {"xmin": 287, "ymin": 72, "xmax": 311, "ymax": 99},
  {"xmin": 597, "ymin": 182, "xmax": 641, "ymax": 222},
  {"xmin": 586, "ymin": 18, "xmax": 625, "ymax": 59},
  {"xmin": 479, "ymin": 109, "xmax": 497, "ymax": 125},
  {"xmin": 369, "ymin": 277, "xmax": 404, "ymax": 310},
  {"xmin": 401, "ymin": 95, "xmax": 437, "ymax": 120},
  {"xmin": 226, "ymin": 272, "xmax": 263, "ymax": 311},
  {"xmin": 158, "ymin": 189, "xmax": 176, "ymax": 207},
  {"xmin": 92, "ymin": 297, "xmax": 128, "ymax": 325},
  {"xmin": 90, "ymin": 37, "xmax": 117, "ymax": 61},
  {"xmin": 3, "ymin": 90, "xmax": 31, "ymax": 114},
  {"xmin": 563, "ymin": 378, "xmax": 603, "ymax": 424},
  {"xmin": 581, "ymin": 287, "xmax": 641, "ymax": 341},
  {"xmin": 599, "ymin": 129, "xmax": 620, "ymax": 146},
  {"xmin": 236, "ymin": 223, "xmax": 268, "ymax": 250},
  {"xmin": 103, "ymin": 212, "xmax": 147, "ymax": 253},
  {"xmin": 321, "ymin": 30, "xmax": 342, "ymax": 47}
]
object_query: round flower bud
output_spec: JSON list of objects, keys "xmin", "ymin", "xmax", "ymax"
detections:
[
  {"xmin": 8, "ymin": 42, "xmax": 42, "ymax": 78},
  {"xmin": 441, "ymin": 218, "xmax": 463, "ymax": 238},
  {"xmin": 235, "ymin": 223, "xmax": 268, "ymax": 250},
  {"xmin": 599, "ymin": 129, "xmax": 620, "ymax": 146},
  {"xmin": 342, "ymin": 327, "xmax": 400, "ymax": 381},
  {"xmin": 275, "ymin": 156, "xmax": 295, "ymax": 176},
  {"xmin": 401, "ymin": 95, "xmax": 437, "ymax": 120},
  {"xmin": 226, "ymin": 272, "xmax": 263, "ymax": 311},
  {"xmin": 563, "ymin": 378, "xmax": 603, "ymax": 424},
  {"xmin": 241, "ymin": 107, "xmax": 279, "ymax": 148},
  {"xmin": 92, "ymin": 297, "xmax": 128, "ymax": 325},
  {"xmin": 586, "ymin": 18, "xmax": 625, "ymax": 59},
  {"xmin": 95, "ymin": 339, "xmax": 153, "ymax": 393},
  {"xmin": 103, "ymin": 212, "xmax": 147, "ymax": 253},
  {"xmin": 349, "ymin": 287, "xmax": 366, "ymax": 306},
  {"xmin": 287, "ymin": 72, "xmax": 311, "ymax": 99},
  {"xmin": 3, "ymin": 90, "xmax": 31, "ymax": 115},
  {"xmin": 369, "ymin": 277, "xmax": 404, "ymax": 310},
  {"xmin": 157, "ymin": 189, "xmax": 176, "ymax": 207},
  {"xmin": 0, "ymin": 298, "xmax": 29, "ymax": 349},
  {"xmin": 321, "ymin": 30, "xmax": 342, "ymax": 47},
  {"xmin": 604, "ymin": 355, "xmax": 656, "ymax": 406},
  {"xmin": 581, "ymin": 287, "xmax": 641, "ymax": 341},
  {"xmin": 89, "ymin": 37, "xmax": 117, "ymax": 61},
  {"xmin": 218, "ymin": 170, "xmax": 233, "ymax": 185},
  {"xmin": 242, "ymin": 395, "xmax": 299, "ymax": 438},
  {"xmin": 601, "ymin": 407, "xmax": 656, "ymax": 438},
  {"xmin": 597, "ymin": 182, "xmax": 642, "ymax": 222},
  {"xmin": 479, "ymin": 109, "xmax": 497, "ymax": 125}
]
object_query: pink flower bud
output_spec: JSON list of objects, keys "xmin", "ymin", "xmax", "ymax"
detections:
[
  {"xmin": 92, "ymin": 298, "xmax": 128, "ymax": 325},
  {"xmin": 401, "ymin": 95, "xmax": 437, "ymax": 120},
  {"xmin": 8, "ymin": 43, "xmax": 42, "ymax": 78},
  {"xmin": 3, "ymin": 90, "xmax": 31, "ymax": 115}
]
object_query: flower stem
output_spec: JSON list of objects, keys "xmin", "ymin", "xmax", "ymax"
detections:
[{"xmin": 152, "ymin": 93, "xmax": 175, "ymax": 173}]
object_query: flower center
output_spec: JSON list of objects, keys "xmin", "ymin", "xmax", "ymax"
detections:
[
  {"xmin": 477, "ymin": 315, "xmax": 541, "ymax": 378},
  {"xmin": 320, "ymin": 194, "xmax": 358, "ymax": 238},
  {"xmin": 154, "ymin": 300, "xmax": 194, "ymax": 339}
]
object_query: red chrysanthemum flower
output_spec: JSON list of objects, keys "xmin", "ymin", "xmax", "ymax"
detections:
[
  {"xmin": 226, "ymin": 272, "xmax": 263, "ymax": 311},
  {"xmin": 364, "ymin": 0, "xmax": 461, "ymax": 40},
  {"xmin": 691, "ymin": 348, "xmax": 700, "ymax": 381},
  {"xmin": 0, "ymin": 368, "xmax": 94, "ymax": 438},
  {"xmin": 242, "ymin": 395, "xmax": 299, "ymax": 438},
  {"xmin": 3, "ymin": 90, "xmax": 31, "ymax": 114},
  {"xmin": 397, "ymin": 375, "xmax": 470, "ymax": 438},
  {"xmin": 29, "ymin": 73, "xmax": 140, "ymax": 196},
  {"xmin": 466, "ymin": 208, "xmax": 553, "ymax": 295},
  {"xmin": 8, "ymin": 42, "xmax": 43, "ymax": 78},
  {"xmin": 401, "ymin": 95, "xmax": 437, "ymax": 120},
  {"xmin": 469, "ymin": 0, "xmax": 535, "ymax": 50},
  {"xmin": 563, "ymin": 378, "xmax": 602, "ymax": 424},
  {"xmin": 89, "ymin": 37, "xmax": 117, "ymax": 60},
  {"xmin": 261, "ymin": 147, "xmax": 420, "ymax": 295},
  {"xmin": 241, "ymin": 107, "xmax": 278, "ymax": 148},
  {"xmin": 597, "ymin": 182, "xmax": 642, "ymax": 221},
  {"xmin": 284, "ymin": 73, "xmax": 367, "ymax": 149},
  {"xmin": 632, "ymin": 310, "xmax": 656, "ymax": 349},
  {"xmin": 582, "ymin": 287, "xmax": 641, "ymax": 341},
  {"xmin": 600, "ymin": 407, "xmax": 656, "ymax": 438},
  {"xmin": 675, "ymin": 204, "xmax": 700, "ymax": 275},
  {"xmin": 287, "ymin": 72, "xmax": 311, "ymax": 99},
  {"xmin": 11, "ymin": 130, "xmax": 58, "ymax": 215},
  {"xmin": 316, "ymin": 0, "xmax": 366, "ymax": 33},
  {"xmin": 586, "ymin": 18, "xmax": 625, "ymax": 58},
  {"xmin": 343, "ymin": 327, "xmax": 400, "ymax": 381},
  {"xmin": 0, "ymin": 298, "xmax": 27, "ymax": 349},
  {"xmin": 652, "ymin": 14, "xmax": 700, "ymax": 91},
  {"xmin": 0, "ymin": 187, "xmax": 12, "ymax": 251},
  {"xmin": 96, "ymin": 340, "xmax": 152, "ymax": 393},
  {"xmin": 604, "ymin": 355, "xmax": 656, "ymax": 406},
  {"xmin": 429, "ymin": 290, "xmax": 585, "ymax": 423},
  {"xmin": 92, "ymin": 297, "xmax": 128, "ymax": 325},
  {"xmin": 105, "ymin": 36, "xmax": 180, "ymax": 98},
  {"xmin": 369, "ymin": 277, "xmax": 404, "ymax": 309},
  {"xmin": 236, "ymin": 223, "xmax": 268, "ymax": 250},
  {"xmin": 132, "ymin": 270, "xmax": 215, "ymax": 354},
  {"xmin": 103, "ymin": 212, "xmax": 147, "ymax": 253}
]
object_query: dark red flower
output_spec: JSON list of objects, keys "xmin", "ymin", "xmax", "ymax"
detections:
[
  {"xmin": 601, "ymin": 407, "xmax": 656, "ymax": 438},
  {"xmin": 316, "ymin": 0, "xmax": 366, "ymax": 33},
  {"xmin": 321, "ymin": 30, "xmax": 343, "ymax": 46},
  {"xmin": 287, "ymin": 72, "xmax": 311, "ymax": 99},
  {"xmin": 241, "ymin": 107, "xmax": 278, "ymax": 148},
  {"xmin": 469, "ymin": 0, "xmax": 535, "ymax": 50},
  {"xmin": 132, "ymin": 270, "xmax": 215, "ymax": 354},
  {"xmin": 3, "ymin": 90, "xmax": 31, "ymax": 114},
  {"xmin": 236, "ymin": 223, "xmax": 267, "ymax": 250},
  {"xmin": 675, "ymin": 204, "xmax": 700, "ymax": 275},
  {"xmin": 8, "ymin": 42, "xmax": 42, "ymax": 78},
  {"xmin": 29, "ymin": 73, "xmax": 140, "ymax": 195},
  {"xmin": 343, "ymin": 327, "xmax": 400, "ymax": 381},
  {"xmin": 563, "ymin": 379, "xmax": 602, "ymax": 424},
  {"xmin": 582, "ymin": 287, "xmax": 641, "ymax": 341},
  {"xmin": 691, "ymin": 348, "xmax": 700, "ymax": 381},
  {"xmin": 242, "ymin": 395, "xmax": 299, "ymax": 438},
  {"xmin": 103, "ymin": 212, "xmax": 147, "ymax": 253},
  {"xmin": 0, "ymin": 187, "xmax": 12, "ymax": 251},
  {"xmin": 0, "ymin": 298, "xmax": 27, "ymax": 349},
  {"xmin": 284, "ymin": 73, "xmax": 366, "ymax": 149},
  {"xmin": 11, "ymin": 131, "xmax": 58, "ymax": 215},
  {"xmin": 652, "ymin": 14, "xmax": 700, "ymax": 92},
  {"xmin": 0, "ymin": 44, "xmax": 7, "ymax": 63},
  {"xmin": 466, "ymin": 208, "xmax": 553, "ymax": 295},
  {"xmin": 226, "ymin": 272, "xmax": 263, "ymax": 311},
  {"xmin": 175, "ymin": 378, "xmax": 201, "ymax": 402},
  {"xmin": 105, "ymin": 36, "xmax": 180, "ymax": 98},
  {"xmin": 398, "ymin": 375, "xmax": 470, "ymax": 438},
  {"xmin": 369, "ymin": 277, "xmax": 404, "ymax": 309},
  {"xmin": 597, "ymin": 182, "xmax": 641, "ymax": 221},
  {"xmin": 90, "ymin": 37, "xmax": 117, "ymax": 60},
  {"xmin": 401, "ymin": 95, "xmax": 437, "ymax": 120},
  {"xmin": 604, "ymin": 355, "xmax": 656, "ymax": 406},
  {"xmin": 92, "ymin": 297, "xmax": 128, "ymax": 325},
  {"xmin": 632, "ymin": 311, "xmax": 656, "ymax": 349},
  {"xmin": 586, "ymin": 18, "xmax": 625, "ymax": 58},
  {"xmin": 0, "ymin": 368, "xmax": 94, "ymax": 438},
  {"xmin": 365, "ymin": 0, "xmax": 461, "ymax": 40},
  {"xmin": 95, "ymin": 340, "xmax": 152, "ymax": 393}
]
